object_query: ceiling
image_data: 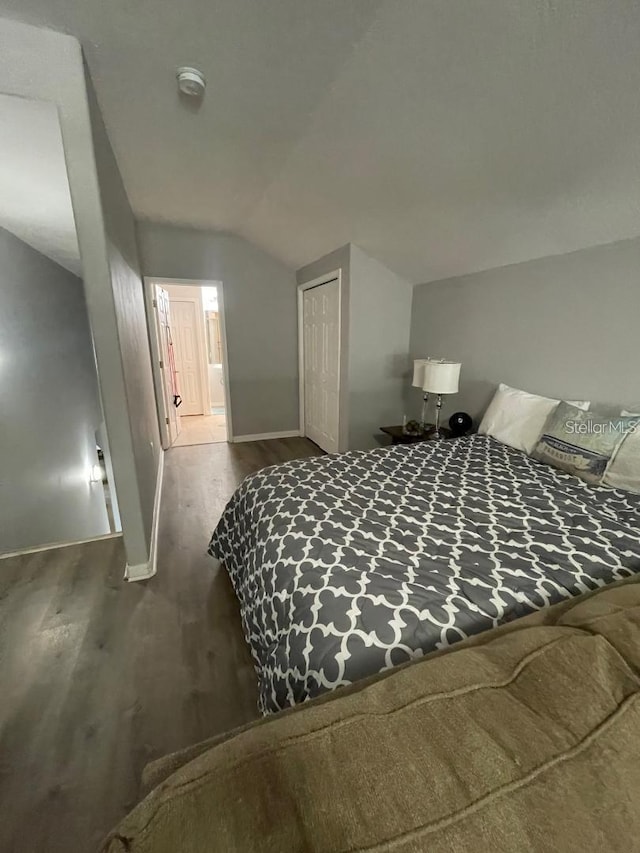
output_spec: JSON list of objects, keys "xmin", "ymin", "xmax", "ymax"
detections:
[
  {"xmin": 2, "ymin": 0, "xmax": 640, "ymax": 283},
  {"xmin": 0, "ymin": 94, "xmax": 80, "ymax": 275}
]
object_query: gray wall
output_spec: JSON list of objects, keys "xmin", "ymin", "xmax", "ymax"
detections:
[
  {"xmin": 297, "ymin": 244, "xmax": 413, "ymax": 451},
  {"xmin": 349, "ymin": 246, "xmax": 413, "ymax": 449},
  {"xmin": 87, "ymin": 75, "xmax": 160, "ymax": 542},
  {"xmin": 137, "ymin": 221, "xmax": 299, "ymax": 437},
  {"xmin": 0, "ymin": 227, "xmax": 109, "ymax": 553},
  {"xmin": 410, "ymin": 236, "xmax": 640, "ymax": 425},
  {"xmin": 0, "ymin": 17, "xmax": 159, "ymax": 569}
]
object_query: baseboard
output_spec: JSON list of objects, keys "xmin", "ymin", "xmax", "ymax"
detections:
[
  {"xmin": 124, "ymin": 450, "xmax": 164, "ymax": 583},
  {"xmin": 0, "ymin": 532, "xmax": 121, "ymax": 560},
  {"xmin": 232, "ymin": 430, "xmax": 300, "ymax": 443}
]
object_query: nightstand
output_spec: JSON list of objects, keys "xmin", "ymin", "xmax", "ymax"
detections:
[{"xmin": 380, "ymin": 424, "xmax": 452, "ymax": 445}]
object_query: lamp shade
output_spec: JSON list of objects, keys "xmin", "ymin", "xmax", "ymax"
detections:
[
  {"xmin": 422, "ymin": 360, "xmax": 461, "ymax": 394},
  {"xmin": 412, "ymin": 358, "xmax": 431, "ymax": 388}
]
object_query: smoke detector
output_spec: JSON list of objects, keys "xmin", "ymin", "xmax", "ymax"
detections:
[{"xmin": 176, "ymin": 67, "xmax": 206, "ymax": 98}]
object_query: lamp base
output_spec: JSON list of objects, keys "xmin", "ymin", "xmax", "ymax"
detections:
[
  {"xmin": 419, "ymin": 392, "xmax": 430, "ymax": 432},
  {"xmin": 433, "ymin": 394, "xmax": 443, "ymax": 438}
]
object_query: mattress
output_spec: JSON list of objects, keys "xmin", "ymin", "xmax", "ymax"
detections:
[{"xmin": 209, "ymin": 435, "xmax": 640, "ymax": 713}]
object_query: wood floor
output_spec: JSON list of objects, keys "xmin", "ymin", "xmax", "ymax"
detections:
[{"xmin": 0, "ymin": 437, "xmax": 323, "ymax": 853}]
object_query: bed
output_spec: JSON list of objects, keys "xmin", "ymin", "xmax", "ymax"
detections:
[{"xmin": 208, "ymin": 434, "xmax": 640, "ymax": 714}]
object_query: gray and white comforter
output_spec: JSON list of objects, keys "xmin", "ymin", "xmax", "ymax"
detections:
[{"xmin": 209, "ymin": 435, "xmax": 640, "ymax": 714}]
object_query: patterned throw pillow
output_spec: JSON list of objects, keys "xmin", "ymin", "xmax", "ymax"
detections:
[
  {"xmin": 531, "ymin": 402, "xmax": 640, "ymax": 485},
  {"xmin": 603, "ymin": 410, "xmax": 640, "ymax": 493}
]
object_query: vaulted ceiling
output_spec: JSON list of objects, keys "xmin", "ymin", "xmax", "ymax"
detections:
[{"xmin": 2, "ymin": 0, "xmax": 640, "ymax": 283}]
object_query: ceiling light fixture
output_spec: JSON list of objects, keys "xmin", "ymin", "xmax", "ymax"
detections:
[{"xmin": 176, "ymin": 66, "xmax": 206, "ymax": 98}]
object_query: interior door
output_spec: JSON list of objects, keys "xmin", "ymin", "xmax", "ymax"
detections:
[
  {"xmin": 170, "ymin": 298, "xmax": 205, "ymax": 416},
  {"xmin": 303, "ymin": 279, "xmax": 340, "ymax": 453},
  {"xmin": 154, "ymin": 285, "xmax": 181, "ymax": 446}
]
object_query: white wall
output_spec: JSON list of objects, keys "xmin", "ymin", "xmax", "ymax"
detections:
[
  {"xmin": 137, "ymin": 221, "xmax": 299, "ymax": 437},
  {"xmin": 0, "ymin": 17, "xmax": 159, "ymax": 570},
  {"xmin": 410, "ymin": 235, "xmax": 640, "ymax": 424},
  {"xmin": 0, "ymin": 228, "xmax": 109, "ymax": 553}
]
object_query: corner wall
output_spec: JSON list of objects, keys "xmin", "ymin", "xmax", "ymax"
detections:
[
  {"xmin": 0, "ymin": 17, "xmax": 159, "ymax": 570},
  {"xmin": 410, "ymin": 235, "xmax": 640, "ymax": 423},
  {"xmin": 348, "ymin": 245, "xmax": 413, "ymax": 449},
  {"xmin": 86, "ymin": 74, "xmax": 160, "ymax": 542},
  {"xmin": 137, "ymin": 221, "xmax": 299, "ymax": 437},
  {"xmin": 297, "ymin": 244, "xmax": 413, "ymax": 451}
]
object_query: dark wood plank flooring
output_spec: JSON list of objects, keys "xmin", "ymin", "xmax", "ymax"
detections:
[{"xmin": 0, "ymin": 437, "xmax": 323, "ymax": 853}]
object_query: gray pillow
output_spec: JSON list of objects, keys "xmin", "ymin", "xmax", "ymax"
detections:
[
  {"xmin": 531, "ymin": 402, "xmax": 639, "ymax": 485},
  {"xmin": 603, "ymin": 410, "xmax": 640, "ymax": 494}
]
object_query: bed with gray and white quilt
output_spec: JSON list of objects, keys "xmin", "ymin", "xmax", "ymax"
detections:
[{"xmin": 208, "ymin": 435, "xmax": 640, "ymax": 714}]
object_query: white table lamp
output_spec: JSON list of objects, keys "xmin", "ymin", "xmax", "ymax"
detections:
[{"xmin": 422, "ymin": 360, "xmax": 461, "ymax": 438}]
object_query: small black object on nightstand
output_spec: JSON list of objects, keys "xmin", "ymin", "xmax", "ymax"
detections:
[{"xmin": 449, "ymin": 412, "xmax": 472, "ymax": 437}]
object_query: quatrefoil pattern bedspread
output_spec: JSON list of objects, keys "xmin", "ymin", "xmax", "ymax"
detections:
[{"xmin": 208, "ymin": 435, "xmax": 640, "ymax": 714}]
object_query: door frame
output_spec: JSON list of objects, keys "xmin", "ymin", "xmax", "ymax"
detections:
[
  {"xmin": 144, "ymin": 277, "xmax": 234, "ymax": 447},
  {"xmin": 297, "ymin": 270, "xmax": 343, "ymax": 451}
]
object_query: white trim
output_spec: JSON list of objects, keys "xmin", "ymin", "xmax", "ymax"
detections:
[
  {"xmin": 0, "ymin": 532, "xmax": 121, "ymax": 560},
  {"xmin": 232, "ymin": 430, "xmax": 300, "ymax": 443},
  {"xmin": 143, "ymin": 277, "xmax": 234, "ymax": 444},
  {"xmin": 297, "ymin": 270, "xmax": 342, "ymax": 451},
  {"xmin": 124, "ymin": 449, "xmax": 164, "ymax": 582}
]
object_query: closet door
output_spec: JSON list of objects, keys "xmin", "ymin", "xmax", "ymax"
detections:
[{"xmin": 303, "ymin": 279, "xmax": 340, "ymax": 453}]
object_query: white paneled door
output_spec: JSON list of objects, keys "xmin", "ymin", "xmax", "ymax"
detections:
[
  {"xmin": 154, "ymin": 285, "xmax": 181, "ymax": 446},
  {"xmin": 170, "ymin": 298, "xmax": 206, "ymax": 416},
  {"xmin": 303, "ymin": 279, "xmax": 340, "ymax": 453}
]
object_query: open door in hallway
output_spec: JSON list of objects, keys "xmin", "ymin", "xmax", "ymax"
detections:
[{"xmin": 153, "ymin": 284, "xmax": 182, "ymax": 447}]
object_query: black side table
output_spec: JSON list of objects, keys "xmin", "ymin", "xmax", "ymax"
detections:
[{"xmin": 380, "ymin": 424, "xmax": 452, "ymax": 445}]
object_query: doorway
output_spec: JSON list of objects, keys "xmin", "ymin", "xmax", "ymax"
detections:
[{"xmin": 146, "ymin": 278, "xmax": 232, "ymax": 449}]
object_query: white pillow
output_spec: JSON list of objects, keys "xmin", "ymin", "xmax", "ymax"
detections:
[
  {"xmin": 603, "ymin": 410, "xmax": 640, "ymax": 493},
  {"xmin": 478, "ymin": 383, "xmax": 590, "ymax": 455}
]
